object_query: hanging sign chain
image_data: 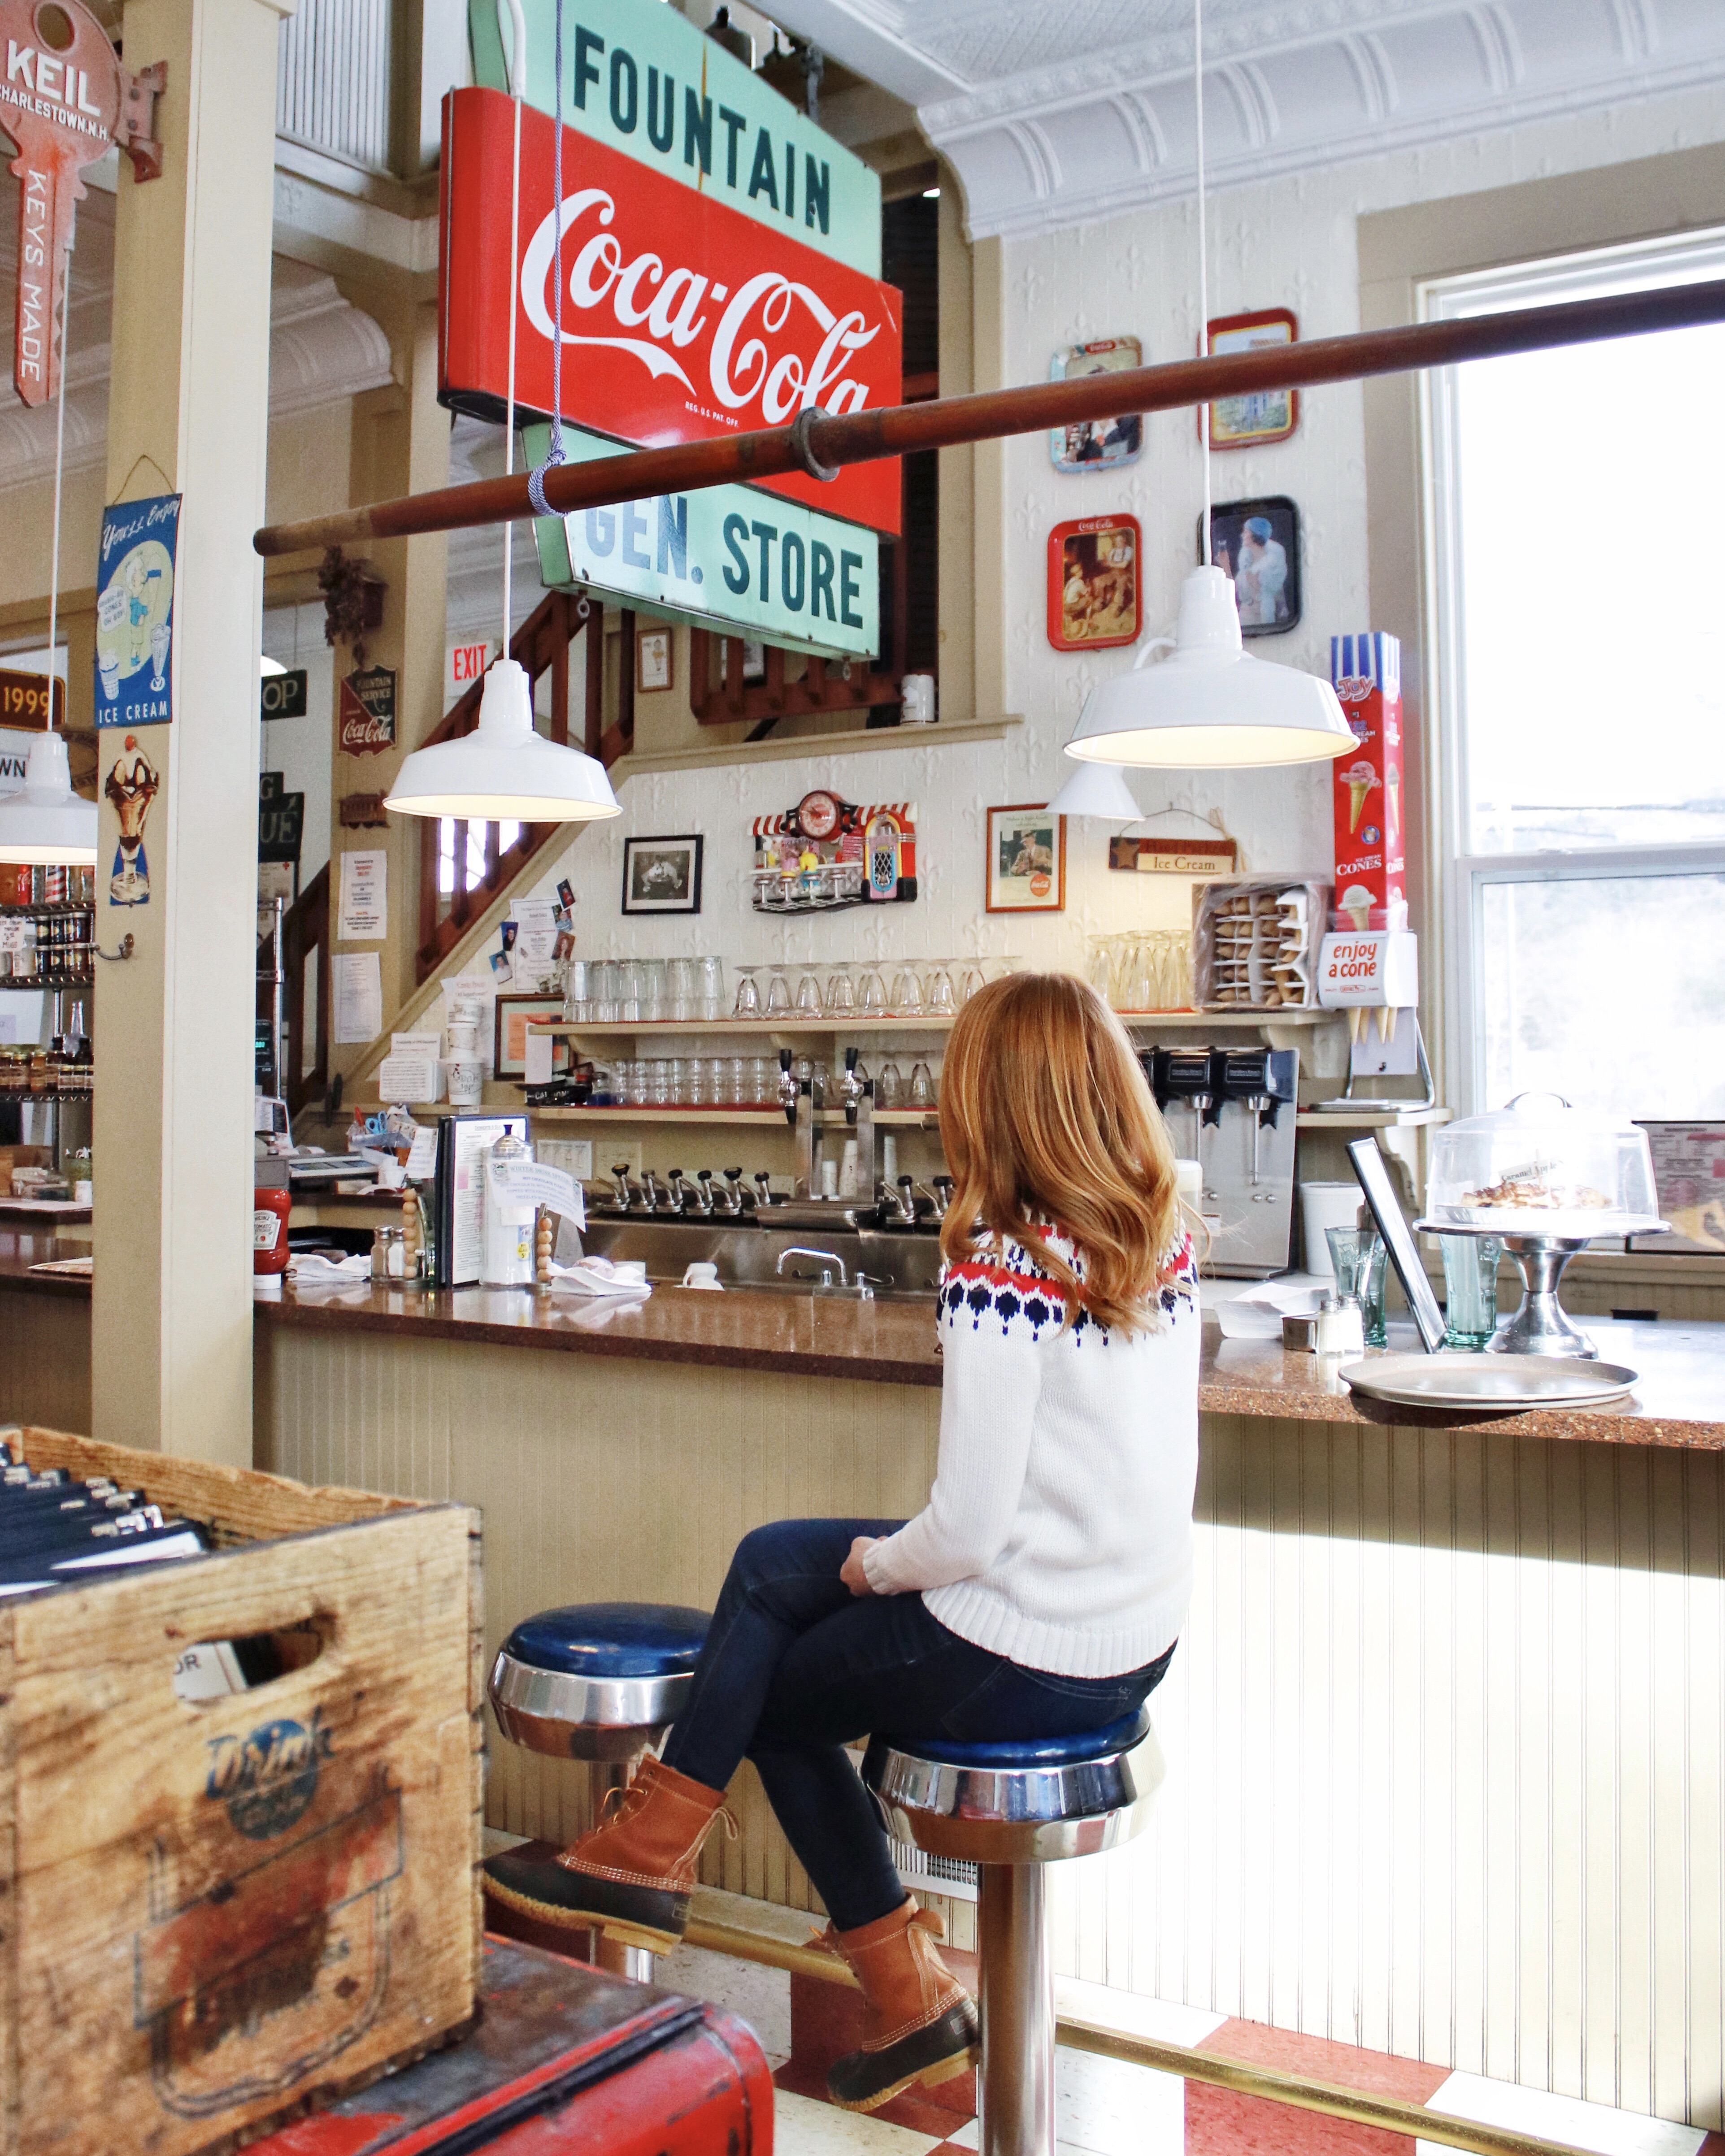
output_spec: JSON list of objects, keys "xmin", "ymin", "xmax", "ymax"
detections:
[{"xmin": 526, "ymin": 0, "xmax": 568, "ymax": 519}]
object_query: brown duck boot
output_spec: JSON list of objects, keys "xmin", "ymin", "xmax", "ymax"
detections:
[
  {"xmin": 822, "ymin": 1898, "xmax": 980, "ymax": 2112},
  {"xmin": 482, "ymin": 1755, "xmax": 734, "ymax": 1952}
]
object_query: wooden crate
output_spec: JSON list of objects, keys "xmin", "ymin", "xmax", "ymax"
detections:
[{"xmin": 0, "ymin": 1423, "xmax": 484, "ymax": 2156}]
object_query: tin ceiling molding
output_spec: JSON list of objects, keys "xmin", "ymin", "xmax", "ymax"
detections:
[
  {"xmin": 0, "ymin": 270, "xmax": 392, "ymax": 492},
  {"xmin": 769, "ymin": 0, "xmax": 1725, "ymax": 239}
]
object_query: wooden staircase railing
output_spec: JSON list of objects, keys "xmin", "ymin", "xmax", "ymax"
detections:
[
  {"xmin": 413, "ymin": 588, "xmax": 614, "ymax": 984},
  {"xmin": 280, "ymin": 862, "xmax": 330, "ymax": 1118}
]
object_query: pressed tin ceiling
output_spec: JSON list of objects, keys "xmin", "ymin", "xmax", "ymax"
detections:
[{"xmin": 762, "ymin": 0, "xmax": 1725, "ymax": 236}]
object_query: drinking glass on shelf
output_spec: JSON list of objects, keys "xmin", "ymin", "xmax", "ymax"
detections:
[
  {"xmin": 593, "ymin": 959, "xmax": 621, "ymax": 1024},
  {"xmin": 926, "ymin": 959, "xmax": 957, "ymax": 1017},
  {"xmin": 669, "ymin": 1058, "xmax": 691, "ymax": 1106},
  {"xmin": 668, "ymin": 957, "xmax": 697, "ymax": 1023},
  {"xmin": 795, "ymin": 965, "xmax": 824, "ymax": 1016},
  {"xmin": 726, "ymin": 1055, "xmax": 747, "ymax": 1106},
  {"xmin": 825, "ymin": 963, "xmax": 857, "ymax": 1016},
  {"xmin": 877, "ymin": 1058, "xmax": 902, "ymax": 1108},
  {"xmin": 909, "ymin": 1059, "xmax": 935, "ymax": 1109},
  {"xmin": 650, "ymin": 1059, "xmax": 672, "ymax": 1105},
  {"xmin": 1122, "ymin": 938, "xmax": 1156, "ymax": 1012},
  {"xmin": 957, "ymin": 957, "xmax": 987, "ymax": 1006},
  {"xmin": 688, "ymin": 1059, "xmax": 710, "ymax": 1106},
  {"xmin": 563, "ymin": 960, "xmax": 593, "ymax": 1022},
  {"xmin": 619, "ymin": 960, "xmax": 643, "ymax": 1024},
  {"xmin": 765, "ymin": 963, "xmax": 793, "ymax": 1016},
  {"xmin": 734, "ymin": 964, "xmax": 762, "ymax": 1019},
  {"xmin": 859, "ymin": 967, "xmax": 888, "ymax": 1016},
  {"xmin": 699, "ymin": 955, "xmax": 726, "ymax": 1020},
  {"xmin": 890, "ymin": 963, "xmax": 925, "ymax": 1017},
  {"xmin": 640, "ymin": 957, "xmax": 667, "ymax": 1022},
  {"xmin": 749, "ymin": 1055, "xmax": 773, "ymax": 1105}
]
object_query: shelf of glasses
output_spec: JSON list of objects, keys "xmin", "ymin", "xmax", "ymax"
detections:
[
  {"xmin": 543, "ymin": 1008, "xmax": 1334, "ymax": 1037},
  {"xmin": 1293, "ymin": 1106, "xmax": 1452, "ymax": 1131}
]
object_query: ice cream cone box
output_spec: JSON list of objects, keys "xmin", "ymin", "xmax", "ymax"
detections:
[
  {"xmin": 1330, "ymin": 632, "xmax": 1405, "ymax": 927},
  {"xmin": 0, "ymin": 1422, "xmax": 484, "ymax": 2156}
]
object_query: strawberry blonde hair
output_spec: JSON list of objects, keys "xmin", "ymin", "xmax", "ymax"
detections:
[{"xmin": 937, "ymin": 971, "xmax": 1182, "ymax": 1334}]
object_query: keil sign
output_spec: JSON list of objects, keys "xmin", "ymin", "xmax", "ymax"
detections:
[{"xmin": 439, "ymin": 87, "xmax": 902, "ymax": 538}]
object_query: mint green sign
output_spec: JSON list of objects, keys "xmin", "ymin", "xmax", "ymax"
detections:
[
  {"xmin": 527, "ymin": 424, "xmax": 878, "ymax": 660},
  {"xmin": 468, "ymin": 0, "xmax": 881, "ymax": 275}
]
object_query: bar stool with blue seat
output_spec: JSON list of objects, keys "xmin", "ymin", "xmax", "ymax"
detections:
[
  {"xmin": 864, "ymin": 1705, "xmax": 1164, "ymax": 2156},
  {"xmin": 488, "ymin": 1600, "xmax": 710, "ymax": 1980}
]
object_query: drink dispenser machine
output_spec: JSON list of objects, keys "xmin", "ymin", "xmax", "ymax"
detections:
[{"xmin": 1146, "ymin": 1046, "xmax": 1299, "ymax": 1276}]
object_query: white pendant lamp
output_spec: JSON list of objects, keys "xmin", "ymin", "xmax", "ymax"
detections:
[
  {"xmin": 1044, "ymin": 759, "xmax": 1143, "ymax": 820},
  {"xmin": 384, "ymin": 658, "xmax": 617, "ymax": 821},
  {"xmin": 383, "ymin": 0, "xmax": 619, "ymax": 828},
  {"xmin": 0, "ymin": 730, "xmax": 96, "ymax": 865},
  {"xmin": 1065, "ymin": 567, "xmax": 1354, "ymax": 768},
  {"xmin": 1062, "ymin": 0, "xmax": 1354, "ymax": 773},
  {"xmin": 2, "ymin": 245, "xmax": 95, "ymax": 868}
]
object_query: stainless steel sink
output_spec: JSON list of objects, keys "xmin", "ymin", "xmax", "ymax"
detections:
[{"xmin": 578, "ymin": 1216, "xmax": 941, "ymax": 1298}]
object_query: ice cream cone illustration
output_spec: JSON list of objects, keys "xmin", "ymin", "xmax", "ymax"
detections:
[
  {"xmin": 1340, "ymin": 759, "xmax": 1380, "ymax": 833},
  {"xmin": 1339, "ymin": 882, "xmax": 1374, "ymax": 932}
]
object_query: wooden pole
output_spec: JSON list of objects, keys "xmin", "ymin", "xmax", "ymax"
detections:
[{"xmin": 253, "ymin": 278, "xmax": 1725, "ymax": 559}]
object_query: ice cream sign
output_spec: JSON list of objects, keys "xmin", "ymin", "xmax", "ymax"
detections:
[{"xmin": 94, "ymin": 492, "xmax": 180, "ymax": 728}]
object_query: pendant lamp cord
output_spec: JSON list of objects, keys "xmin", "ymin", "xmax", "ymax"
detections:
[
  {"xmin": 1193, "ymin": 0, "xmax": 1211, "ymax": 545},
  {"xmin": 45, "ymin": 243, "xmax": 70, "ymax": 730},
  {"xmin": 501, "ymin": 0, "xmax": 528, "ymax": 659},
  {"xmin": 527, "ymin": 0, "xmax": 567, "ymax": 517}
]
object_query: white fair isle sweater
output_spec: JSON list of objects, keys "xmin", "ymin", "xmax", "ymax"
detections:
[{"xmin": 862, "ymin": 1226, "xmax": 1200, "ymax": 1678}]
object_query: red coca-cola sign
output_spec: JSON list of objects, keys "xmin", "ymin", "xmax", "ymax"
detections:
[{"xmin": 439, "ymin": 87, "xmax": 902, "ymax": 537}]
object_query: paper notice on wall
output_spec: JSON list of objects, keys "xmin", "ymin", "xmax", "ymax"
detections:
[
  {"xmin": 338, "ymin": 849, "xmax": 388, "ymax": 941},
  {"xmin": 333, "ymin": 951, "xmax": 383, "ymax": 1043},
  {"xmin": 404, "ymin": 1125, "xmax": 439, "ymax": 1180}
]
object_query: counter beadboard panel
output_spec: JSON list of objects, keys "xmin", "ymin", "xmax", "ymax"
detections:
[
  {"xmin": 0, "ymin": 1286, "xmax": 91, "ymax": 1433},
  {"xmin": 255, "ymin": 1320, "xmax": 1725, "ymax": 2132},
  {"xmin": 253, "ymin": 1320, "xmax": 945, "ymax": 1928}
]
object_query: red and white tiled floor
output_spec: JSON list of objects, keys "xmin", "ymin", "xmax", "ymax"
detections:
[{"xmin": 485, "ymin": 1859, "xmax": 1721, "ymax": 2156}]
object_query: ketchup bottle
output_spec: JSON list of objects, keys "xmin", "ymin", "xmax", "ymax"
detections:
[{"xmin": 254, "ymin": 1186, "xmax": 292, "ymax": 1275}]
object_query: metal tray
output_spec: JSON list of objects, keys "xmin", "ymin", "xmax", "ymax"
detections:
[{"xmin": 1338, "ymin": 1353, "xmax": 1638, "ymax": 1411}]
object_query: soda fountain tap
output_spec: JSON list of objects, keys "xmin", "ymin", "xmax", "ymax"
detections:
[
  {"xmin": 722, "ymin": 1167, "xmax": 748, "ymax": 1215},
  {"xmin": 641, "ymin": 1169, "xmax": 667, "ymax": 1214},
  {"xmin": 754, "ymin": 1171, "xmax": 776, "ymax": 1210},
  {"xmin": 930, "ymin": 1175, "xmax": 955, "ymax": 1219},
  {"xmin": 892, "ymin": 1175, "xmax": 919, "ymax": 1226},
  {"xmin": 694, "ymin": 1170, "xmax": 720, "ymax": 1215},
  {"xmin": 778, "ymin": 1048, "xmax": 799, "ymax": 1124},
  {"xmin": 610, "ymin": 1162, "xmax": 637, "ymax": 1211}
]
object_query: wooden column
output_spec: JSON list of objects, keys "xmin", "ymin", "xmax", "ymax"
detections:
[{"xmin": 91, "ymin": 0, "xmax": 293, "ymax": 1461}]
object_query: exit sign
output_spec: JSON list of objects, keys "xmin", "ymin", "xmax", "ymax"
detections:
[{"xmin": 446, "ymin": 638, "xmax": 497, "ymax": 699}]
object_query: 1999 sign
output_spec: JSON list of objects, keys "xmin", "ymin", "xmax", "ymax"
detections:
[{"xmin": 0, "ymin": 669, "xmax": 64, "ymax": 728}]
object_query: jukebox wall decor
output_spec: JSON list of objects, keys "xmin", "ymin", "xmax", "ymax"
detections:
[{"xmin": 752, "ymin": 789, "xmax": 918, "ymax": 913}]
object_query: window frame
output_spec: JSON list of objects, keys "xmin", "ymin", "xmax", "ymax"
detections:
[{"xmin": 1420, "ymin": 223, "xmax": 1725, "ymax": 1116}]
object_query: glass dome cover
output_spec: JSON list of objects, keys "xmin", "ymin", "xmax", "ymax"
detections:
[{"xmin": 1425, "ymin": 1093, "xmax": 1666, "ymax": 1237}]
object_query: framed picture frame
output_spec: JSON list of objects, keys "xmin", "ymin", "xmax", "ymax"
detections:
[
  {"xmin": 1201, "ymin": 495, "xmax": 1302, "ymax": 636},
  {"xmin": 494, "ymin": 993, "xmax": 568, "ymax": 1080},
  {"xmin": 1047, "ymin": 338, "xmax": 1144, "ymax": 473},
  {"xmin": 622, "ymin": 833, "xmax": 704, "ymax": 915},
  {"xmin": 1047, "ymin": 515, "xmax": 1141, "ymax": 651},
  {"xmin": 987, "ymin": 804, "xmax": 1066, "ymax": 914},
  {"xmin": 636, "ymin": 625, "xmax": 673, "ymax": 694},
  {"xmin": 1203, "ymin": 308, "xmax": 1299, "ymax": 450}
]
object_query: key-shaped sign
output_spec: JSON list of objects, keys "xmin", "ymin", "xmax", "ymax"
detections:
[{"xmin": 0, "ymin": 0, "xmax": 124, "ymax": 406}]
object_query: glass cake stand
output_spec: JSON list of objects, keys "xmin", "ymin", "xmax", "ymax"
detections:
[{"xmin": 1415, "ymin": 1217, "xmax": 1668, "ymax": 1359}]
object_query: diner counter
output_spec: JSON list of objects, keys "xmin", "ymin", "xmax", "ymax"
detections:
[{"xmin": 6, "ymin": 1231, "xmax": 1723, "ymax": 1446}]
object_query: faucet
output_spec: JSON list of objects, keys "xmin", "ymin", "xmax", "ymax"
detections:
[
  {"xmin": 890, "ymin": 1175, "xmax": 919, "ymax": 1227},
  {"xmin": 666, "ymin": 1169, "xmax": 694, "ymax": 1215},
  {"xmin": 720, "ymin": 1168, "xmax": 747, "ymax": 1215},
  {"xmin": 754, "ymin": 1171, "xmax": 776, "ymax": 1210},
  {"xmin": 641, "ymin": 1169, "xmax": 667, "ymax": 1213},
  {"xmin": 776, "ymin": 1246, "xmax": 849, "ymax": 1288},
  {"xmin": 694, "ymin": 1170, "xmax": 719, "ymax": 1215},
  {"xmin": 610, "ymin": 1162, "xmax": 637, "ymax": 1210},
  {"xmin": 930, "ymin": 1175, "xmax": 954, "ymax": 1219}
]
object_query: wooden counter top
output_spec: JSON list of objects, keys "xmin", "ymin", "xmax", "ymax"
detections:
[{"xmin": 10, "ymin": 1230, "xmax": 1723, "ymax": 1445}]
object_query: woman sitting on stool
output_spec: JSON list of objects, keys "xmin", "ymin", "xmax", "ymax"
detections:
[{"xmin": 484, "ymin": 972, "xmax": 1201, "ymax": 2113}]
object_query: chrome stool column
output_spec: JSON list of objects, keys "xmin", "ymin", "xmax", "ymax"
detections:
[
  {"xmin": 488, "ymin": 1600, "xmax": 710, "ymax": 1982},
  {"xmin": 863, "ymin": 1709, "xmax": 1164, "ymax": 2156}
]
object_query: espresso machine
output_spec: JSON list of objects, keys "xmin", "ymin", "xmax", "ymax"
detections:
[{"xmin": 1146, "ymin": 1046, "xmax": 1299, "ymax": 1276}]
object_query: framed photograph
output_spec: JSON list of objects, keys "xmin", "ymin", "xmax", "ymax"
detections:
[
  {"xmin": 1047, "ymin": 515, "xmax": 1141, "ymax": 651},
  {"xmin": 622, "ymin": 833, "xmax": 704, "ymax": 915},
  {"xmin": 1201, "ymin": 495, "xmax": 1301, "ymax": 636},
  {"xmin": 636, "ymin": 626, "xmax": 673, "ymax": 694},
  {"xmin": 494, "ymin": 993, "xmax": 568, "ymax": 1080},
  {"xmin": 987, "ymin": 804, "xmax": 1066, "ymax": 914},
  {"xmin": 1203, "ymin": 308, "xmax": 1299, "ymax": 449},
  {"xmin": 1048, "ymin": 338, "xmax": 1143, "ymax": 473}
]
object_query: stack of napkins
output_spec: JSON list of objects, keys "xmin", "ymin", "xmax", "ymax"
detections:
[
  {"xmin": 544, "ymin": 1255, "xmax": 652, "ymax": 1300},
  {"xmin": 1211, "ymin": 1279, "xmax": 1329, "ymax": 1339},
  {"xmin": 287, "ymin": 1252, "xmax": 373, "ymax": 1283}
]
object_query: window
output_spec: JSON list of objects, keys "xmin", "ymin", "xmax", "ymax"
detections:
[{"xmin": 1426, "ymin": 226, "xmax": 1725, "ymax": 1119}]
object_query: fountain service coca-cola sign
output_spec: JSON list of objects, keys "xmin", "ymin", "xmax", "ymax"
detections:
[{"xmin": 439, "ymin": 88, "xmax": 902, "ymax": 538}]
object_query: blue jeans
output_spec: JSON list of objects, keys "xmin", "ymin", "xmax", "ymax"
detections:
[{"xmin": 660, "ymin": 1518, "xmax": 1175, "ymax": 1931}]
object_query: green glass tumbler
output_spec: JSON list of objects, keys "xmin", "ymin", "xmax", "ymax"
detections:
[
  {"xmin": 1326, "ymin": 1225, "xmax": 1389, "ymax": 1348},
  {"xmin": 1440, "ymin": 1233, "xmax": 1503, "ymax": 1351}
]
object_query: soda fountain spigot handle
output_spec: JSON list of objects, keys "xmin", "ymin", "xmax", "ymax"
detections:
[
  {"xmin": 754, "ymin": 1170, "xmax": 774, "ymax": 1207},
  {"xmin": 696, "ymin": 1169, "xmax": 717, "ymax": 1213},
  {"xmin": 845, "ymin": 1046, "xmax": 860, "ymax": 1071}
]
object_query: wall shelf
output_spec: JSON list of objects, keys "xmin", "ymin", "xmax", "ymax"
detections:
[
  {"xmin": 542, "ymin": 1008, "xmax": 1336, "ymax": 1040},
  {"xmin": 350, "ymin": 1099, "xmax": 939, "ymax": 1129},
  {"xmin": 1294, "ymin": 1106, "xmax": 1451, "ymax": 1131}
]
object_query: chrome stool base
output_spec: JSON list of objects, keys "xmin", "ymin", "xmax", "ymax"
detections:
[{"xmin": 864, "ymin": 1709, "xmax": 1164, "ymax": 2156}]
